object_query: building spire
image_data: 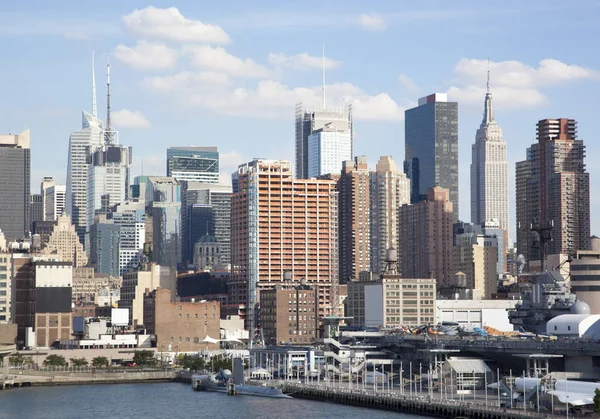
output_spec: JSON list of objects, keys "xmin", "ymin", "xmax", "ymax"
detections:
[
  {"xmin": 487, "ymin": 58, "xmax": 490, "ymax": 94},
  {"xmin": 481, "ymin": 60, "xmax": 494, "ymax": 126},
  {"xmin": 106, "ymin": 58, "xmax": 111, "ymax": 130},
  {"xmin": 92, "ymin": 51, "xmax": 97, "ymax": 118},
  {"xmin": 322, "ymin": 42, "xmax": 326, "ymax": 111}
]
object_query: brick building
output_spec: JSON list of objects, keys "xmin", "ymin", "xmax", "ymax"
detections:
[
  {"xmin": 260, "ymin": 284, "xmax": 318, "ymax": 345},
  {"xmin": 144, "ymin": 287, "xmax": 220, "ymax": 352}
]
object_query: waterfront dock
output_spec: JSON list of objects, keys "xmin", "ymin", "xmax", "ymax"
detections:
[{"xmin": 282, "ymin": 383, "xmax": 566, "ymax": 419}]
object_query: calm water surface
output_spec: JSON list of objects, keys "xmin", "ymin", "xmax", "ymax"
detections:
[{"xmin": 0, "ymin": 382, "xmax": 423, "ymax": 419}]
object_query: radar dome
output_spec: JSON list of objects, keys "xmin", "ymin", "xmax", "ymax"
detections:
[{"xmin": 570, "ymin": 300, "xmax": 591, "ymax": 315}]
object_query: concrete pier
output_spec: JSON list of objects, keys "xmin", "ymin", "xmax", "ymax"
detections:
[{"xmin": 282, "ymin": 383, "xmax": 565, "ymax": 419}]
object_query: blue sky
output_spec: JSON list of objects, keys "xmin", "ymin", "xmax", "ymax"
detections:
[{"xmin": 1, "ymin": 1, "xmax": 599, "ymax": 239}]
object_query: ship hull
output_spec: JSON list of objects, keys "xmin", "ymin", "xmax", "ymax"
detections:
[{"xmin": 191, "ymin": 375, "xmax": 291, "ymax": 399}]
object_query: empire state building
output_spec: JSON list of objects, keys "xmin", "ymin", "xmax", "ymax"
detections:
[{"xmin": 470, "ymin": 72, "xmax": 509, "ymax": 232}]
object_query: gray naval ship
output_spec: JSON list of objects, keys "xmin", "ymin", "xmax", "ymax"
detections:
[{"xmin": 192, "ymin": 367, "xmax": 291, "ymax": 399}]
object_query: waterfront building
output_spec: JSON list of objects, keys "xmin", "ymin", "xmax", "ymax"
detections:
[
  {"xmin": 516, "ymin": 119, "xmax": 590, "ymax": 263},
  {"xmin": 570, "ymin": 249, "xmax": 600, "ymax": 314},
  {"xmin": 338, "ymin": 156, "xmax": 370, "ymax": 282},
  {"xmin": 230, "ymin": 159, "xmax": 338, "ymax": 332},
  {"xmin": 120, "ymin": 263, "xmax": 175, "ymax": 327},
  {"xmin": 43, "ymin": 213, "xmax": 88, "ymax": 267},
  {"xmin": 404, "ymin": 93, "xmax": 459, "ymax": 221},
  {"xmin": 166, "ymin": 146, "xmax": 219, "ymax": 184},
  {"xmin": 143, "ymin": 287, "xmax": 220, "ymax": 351},
  {"xmin": 307, "ymin": 127, "xmax": 352, "ymax": 178},
  {"xmin": 470, "ymin": 74, "xmax": 509, "ymax": 232},
  {"xmin": 0, "ymin": 129, "xmax": 30, "ymax": 242},
  {"xmin": 369, "ymin": 156, "xmax": 410, "ymax": 275},
  {"xmin": 146, "ymin": 177, "xmax": 181, "ymax": 268},
  {"xmin": 260, "ymin": 284, "xmax": 318, "ymax": 345},
  {"xmin": 180, "ymin": 181, "xmax": 232, "ymax": 267},
  {"xmin": 295, "ymin": 103, "xmax": 353, "ymax": 179},
  {"xmin": 30, "ymin": 194, "xmax": 44, "ymax": 231},
  {"xmin": 44, "ymin": 184, "xmax": 66, "ymax": 222},
  {"xmin": 398, "ymin": 186, "xmax": 454, "ymax": 287}
]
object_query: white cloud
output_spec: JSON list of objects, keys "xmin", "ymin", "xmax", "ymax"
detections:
[
  {"xmin": 268, "ymin": 52, "xmax": 342, "ymax": 71},
  {"xmin": 122, "ymin": 6, "xmax": 230, "ymax": 44},
  {"xmin": 113, "ymin": 41, "xmax": 179, "ymax": 70},
  {"xmin": 141, "ymin": 71, "xmax": 231, "ymax": 92},
  {"xmin": 357, "ymin": 14, "xmax": 387, "ymax": 31},
  {"xmin": 398, "ymin": 74, "xmax": 418, "ymax": 92},
  {"xmin": 145, "ymin": 76, "xmax": 403, "ymax": 121},
  {"xmin": 184, "ymin": 45, "xmax": 271, "ymax": 78},
  {"xmin": 111, "ymin": 109, "xmax": 151, "ymax": 129},
  {"xmin": 63, "ymin": 31, "xmax": 89, "ymax": 40},
  {"xmin": 448, "ymin": 58, "xmax": 599, "ymax": 108}
]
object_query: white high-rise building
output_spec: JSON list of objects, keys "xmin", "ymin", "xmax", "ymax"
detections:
[
  {"xmin": 66, "ymin": 111, "xmax": 104, "ymax": 246},
  {"xmin": 470, "ymin": 72, "xmax": 509, "ymax": 232},
  {"xmin": 307, "ymin": 128, "xmax": 352, "ymax": 178},
  {"xmin": 44, "ymin": 184, "xmax": 66, "ymax": 221},
  {"xmin": 369, "ymin": 156, "xmax": 411, "ymax": 275}
]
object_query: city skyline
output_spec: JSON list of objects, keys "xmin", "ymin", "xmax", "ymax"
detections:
[{"xmin": 1, "ymin": 2, "xmax": 600, "ymax": 238}]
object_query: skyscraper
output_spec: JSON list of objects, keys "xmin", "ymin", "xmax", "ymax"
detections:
[
  {"xmin": 44, "ymin": 184, "xmax": 66, "ymax": 222},
  {"xmin": 147, "ymin": 177, "xmax": 181, "ymax": 268},
  {"xmin": 398, "ymin": 186, "xmax": 454, "ymax": 287},
  {"xmin": 86, "ymin": 62, "xmax": 131, "ymax": 248},
  {"xmin": 230, "ymin": 159, "xmax": 338, "ymax": 332},
  {"xmin": 404, "ymin": 93, "xmax": 459, "ymax": 221},
  {"xmin": 166, "ymin": 146, "xmax": 219, "ymax": 183},
  {"xmin": 30, "ymin": 194, "xmax": 44, "ymax": 230},
  {"xmin": 470, "ymin": 74, "xmax": 509, "ymax": 232},
  {"xmin": 40, "ymin": 177, "xmax": 55, "ymax": 221},
  {"xmin": 307, "ymin": 127, "xmax": 352, "ymax": 178},
  {"xmin": 369, "ymin": 156, "xmax": 410, "ymax": 275},
  {"xmin": 338, "ymin": 156, "xmax": 370, "ymax": 282},
  {"xmin": 516, "ymin": 118, "xmax": 590, "ymax": 262},
  {"xmin": 295, "ymin": 104, "xmax": 353, "ymax": 179},
  {"xmin": 44, "ymin": 213, "xmax": 88, "ymax": 268},
  {"xmin": 0, "ymin": 129, "xmax": 30, "ymax": 242},
  {"xmin": 66, "ymin": 57, "xmax": 104, "ymax": 245}
]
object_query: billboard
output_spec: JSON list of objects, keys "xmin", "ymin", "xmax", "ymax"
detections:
[
  {"xmin": 35, "ymin": 287, "xmax": 72, "ymax": 313},
  {"xmin": 111, "ymin": 308, "xmax": 129, "ymax": 327}
]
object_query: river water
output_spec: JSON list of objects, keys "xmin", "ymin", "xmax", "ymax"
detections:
[{"xmin": 0, "ymin": 382, "xmax": 424, "ymax": 419}]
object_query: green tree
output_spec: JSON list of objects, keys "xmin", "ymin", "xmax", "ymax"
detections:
[
  {"xmin": 593, "ymin": 388, "xmax": 600, "ymax": 413},
  {"xmin": 178, "ymin": 354, "xmax": 205, "ymax": 371},
  {"xmin": 43, "ymin": 354, "xmax": 67, "ymax": 367},
  {"xmin": 208, "ymin": 355, "xmax": 232, "ymax": 373},
  {"xmin": 70, "ymin": 357, "xmax": 89, "ymax": 367},
  {"xmin": 91, "ymin": 356, "xmax": 110, "ymax": 368},
  {"xmin": 133, "ymin": 350, "xmax": 157, "ymax": 366},
  {"xmin": 9, "ymin": 353, "xmax": 25, "ymax": 366}
]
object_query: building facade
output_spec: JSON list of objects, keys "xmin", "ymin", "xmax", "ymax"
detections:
[
  {"xmin": 147, "ymin": 177, "xmax": 181, "ymax": 268},
  {"xmin": 166, "ymin": 146, "xmax": 219, "ymax": 184},
  {"xmin": 0, "ymin": 250, "xmax": 10, "ymax": 323},
  {"xmin": 369, "ymin": 156, "xmax": 410, "ymax": 275},
  {"xmin": 260, "ymin": 284, "xmax": 318, "ymax": 345},
  {"xmin": 0, "ymin": 130, "xmax": 30, "ymax": 242},
  {"xmin": 44, "ymin": 214, "xmax": 88, "ymax": 267},
  {"xmin": 452, "ymin": 241, "xmax": 498, "ymax": 300},
  {"xmin": 470, "ymin": 76, "xmax": 509, "ymax": 232},
  {"xmin": 338, "ymin": 156, "xmax": 370, "ymax": 282},
  {"xmin": 307, "ymin": 128, "xmax": 352, "ymax": 178},
  {"xmin": 144, "ymin": 287, "xmax": 220, "ymax": 351},
  {"xmin": 570, "ymin": 250, "xmax": 600, "ymax": 314},
  {"xmin": 230, "ymin": 159, "xmax": 338, "ymax": 332},
  {"xmin": 295, "ymin": 103, "xmax": 353, "ymax": 179},
  {"xmin": 516, "ymin": 119, "xmax": 590, "ymax": 262},
  {"xmin": 398, "ymin": 186, "xmax": 454, "ymax": 287},
  {"xmin": 405, "ymin": 94, "xmax": 459, "ymax": 221},
  {"xmin": 66, "ymin": 111, "xmax": 104, "ymax": 245},
  {"xmin": 30, "ymin": 194, "xmax": 44, "ymax": 231},
  {"xmin": 44, "ymin": 184, "xmax": 66, "ymax": 222}
]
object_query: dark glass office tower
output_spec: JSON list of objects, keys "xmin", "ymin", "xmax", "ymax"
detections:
[
  {"xmin": 404, "ymin": 93, "xmax": 459, "ymax": 221},
  {"xmin": 0, "ymin": 130, "xmax": 30, "ymax": 241},
  {"xmin": 185, "ymin": 204, "xmax": 214, "ymax": 265}
]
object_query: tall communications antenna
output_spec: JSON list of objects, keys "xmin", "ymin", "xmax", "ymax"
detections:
[
  {"xmin": 322, "ymin": 43, "xmax": 326, "ymax": 111},
  {"xmin": 92, "ymin": 51, "xmax": 97, "ymax": 118},
  {"xmin": 104, "ymin": 59, "xmax": 118, "ymax": 145}
]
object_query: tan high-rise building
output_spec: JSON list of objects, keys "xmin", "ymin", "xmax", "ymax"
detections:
[
  {"xmin": 43, "ymin": 213, "xmax": 88, "ymax": 267},
  {"xmin": 516, "ymin": 119, "xmax": 590, "ymax": 263},
  {"xmin": 338, "ymin": 156, "xmax": 370, "ymax": 282},
  {"xmin": 370, "ymin": 156, "xmax": 410, "ymax": 275},
  {"xmin": 453, "ymin": 242, "xmax": 498, "ymax": 300},
  {"xmin": 398, "ymin": 186, "xmax": 454, "ymax": 287},
  {"xmin": 230, "ymin": 159, "xmax": 338, "ymax": 332}
]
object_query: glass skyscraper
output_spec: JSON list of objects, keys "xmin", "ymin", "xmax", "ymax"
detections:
[
  {"xmin": 307, "ymin": 129, "xmax": 352, "ymax": 178},
  {"xmin": 166, "ymin": 146, "xmax": 219, "ymax": 183},
  {"xmin": 404, "ymin": 93, "xmax": 459, "ymax": 221},
  {"xmin": 0, "ymin": 130, "xmax": 30, "ymax": 242}
]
